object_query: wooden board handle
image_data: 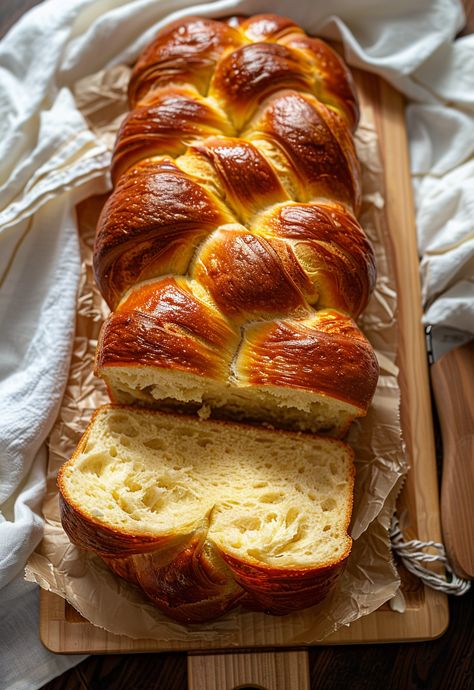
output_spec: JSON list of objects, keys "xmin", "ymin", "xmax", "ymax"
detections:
[
  {"xmin": 431, "ymin": 340, "xmax": 474, "ymax": 579},
  {"xmin": 187, "ymin": 651, "xmax": 310, "ymax": 690}
]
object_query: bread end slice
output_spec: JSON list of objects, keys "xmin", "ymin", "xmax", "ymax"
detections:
[{"xmin": 58, "ymin": 405, "xmax": 355, "ymax": 622}]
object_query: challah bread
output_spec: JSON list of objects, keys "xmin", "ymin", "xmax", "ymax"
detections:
[
  {"xmin": 58, "ymin": 405, "xmax": 355, "ymax": 623},
  {"xmin": 93, "ymin": 14, "xmax": 379, "ymax": 436}
]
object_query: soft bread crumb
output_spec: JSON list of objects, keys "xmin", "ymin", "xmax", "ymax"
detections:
[
  {"xmin": 101, "ymin": 366, "xmax": 358, "ymax": 437},
  {"xmin": 60, "ymin": 407, "xmax": 354, "ymax": 568}
]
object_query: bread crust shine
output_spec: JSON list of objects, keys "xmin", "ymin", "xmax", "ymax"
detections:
[{"xmin": 92, "ymin": 13, "xmax": 379, "ymax": 434}]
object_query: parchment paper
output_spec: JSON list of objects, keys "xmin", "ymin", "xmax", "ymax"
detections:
[{"xmin": 26, "ymin": 64, "xmax": 408, "ymax": 644}]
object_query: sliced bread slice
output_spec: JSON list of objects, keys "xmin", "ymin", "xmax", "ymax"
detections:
[{"xmin": 58, "ymin": 405, "xmax": 355, "ymax": 623}]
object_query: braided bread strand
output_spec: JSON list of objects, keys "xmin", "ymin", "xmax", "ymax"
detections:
[{"xmin": 93, "ymin": 14, "xmax": 379, "ymax": 437}]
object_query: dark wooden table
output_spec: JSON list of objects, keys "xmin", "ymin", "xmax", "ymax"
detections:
[{"xmin": 2, "ymin": 1, "xmax": 473, "ymax": 688}]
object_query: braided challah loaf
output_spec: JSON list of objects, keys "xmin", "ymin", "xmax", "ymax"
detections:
[
  {"xmin": 93, "ymin": 13, "xmax": 379, "ymax": 437},
  {"xmin": 58, "ymin": 14, "xmax": 380, "ymax": 624}
]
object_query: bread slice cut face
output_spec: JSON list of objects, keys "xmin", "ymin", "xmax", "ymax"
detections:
[{"xmin": 58, "ymin": 405, "xmax": 355, "ymax": 623}]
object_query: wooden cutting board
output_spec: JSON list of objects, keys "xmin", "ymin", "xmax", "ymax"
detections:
[{"xmin": 39, "ymin": 69, "xmax": 448, "ymax": 655}]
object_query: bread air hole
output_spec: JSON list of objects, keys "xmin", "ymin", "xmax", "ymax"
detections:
[
  {"xmin": 156, "ymin": 475, "xmax": 174, "ymax": 490},
  {"xmin": 108, "ymin": 416, "xmax": 139, "ymax": 437},
  {"xmin": 236, "ymin": 516, "xmax": 261, "ymax": 532},
  {"xmin": 259, "ymin": 491, "xmax": 284, "ymax": 503},
  {"xmin": 143, "ymin": 438, "xmax": 166, "ymax": 451},
  {"xmin": 142, "ymin": 487, "xmax": 164, "ymax": 512},
  {"xmin": 79, "ymin": 452, "xmax": 110, "ymax": 476},
  {"xmin": 111, "ymin": 490, "xmax": 137, "ymax": 517},
  {"xmin": 322, "ymin": 498, "xmax": 337, "ymax": 512},
  {"xmin": 123, "ymin": 477, "xmax": 142, "ymax": 492},
  {"xmin": 197, "ymin": 436, "xmax": 213, "ymax": 448},
  {"xmin": 285, "ymin": 508, "xmax": 300, "ymax": 526}
]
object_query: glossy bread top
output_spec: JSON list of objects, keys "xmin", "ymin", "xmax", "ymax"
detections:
[{"xmin": 94, "ymin": 13, "xmax": 378, "ymax": 410}]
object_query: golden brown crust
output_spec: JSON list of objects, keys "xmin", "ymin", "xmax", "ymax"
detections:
[
  {"xmin": 108, "ymin": 537, "xmax": 244, "ymax": 623},
  {"xmin": 94, "ymin": 159, "xmax": 234, "ymax": 309},
  {"xmin": 209, "ymin": 42, "xmax": 315, "ymax": 130},
  {"xmin": 192, "ymin": 228, "xmax": 308, "ymax": 321},
  {"xmin": 254, "ymin": 201, "xmax": 376, "ymax": 317},
  {"xmin": 128, "ymin": 17, "xmax": 242, "ymax": 106},
  {"xmin": 236, "ymin": 310, "xmax": 379, "ymax": 412},
  {"xmin": 111, "ymin": 87, "xmax": 235, "ymax": 183},
  {"xmin": 96, "ymin": 278, "xmax": 238, "ymax": 380},
  {"xmin": 222, "ymin": 551, "xmax": 349, "ymax": 615},
  {"xmin": 188, "ymin": 137, "xmax": 289, "ymax": 221},
  {"xmin": 233, "ymin": 14, "xmax": 303, "ymax": 42},
  {"xmin": 246, "ymin": 91, "xmax": 361, "ymax": 211},
  {"xmin": 92, "ymin": 12, "xmax": 378, "ymax": 433},
  {"xmin": 230, "ymin": 14, "xmax": 358, "ymax": 130},
  {"xmin": 278, "ymin": 34, "xmax": 359, "ymax": 130}
]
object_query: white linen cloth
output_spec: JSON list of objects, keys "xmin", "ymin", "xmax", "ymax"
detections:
[{"xmin": 0, "ymin": 0, "xmax": 472, "ymax": 688}]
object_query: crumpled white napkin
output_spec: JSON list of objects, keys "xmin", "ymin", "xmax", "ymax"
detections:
[
  {"xmin": 0, "ymin": 0, "xmax": 472, "ymax": 688},
  {"xmin": 408, "ymin": 97, "xmax": 474, "ymax": 330}
]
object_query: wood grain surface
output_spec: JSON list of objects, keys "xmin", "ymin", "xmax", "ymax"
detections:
[
  {"xmin": 36, "ymin": 588, "xmax": 473, "ymax": 690},
  {"xmin": 188, "ymin": 652, "xmax": 310, "ymax": 690},
  {"xmin": 1, "ymin": 2, "xmax": 473, "ymax": 690},
  {"xmin": 432, "ymin": 341, "xmax": 474, "ymax": 579}
]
